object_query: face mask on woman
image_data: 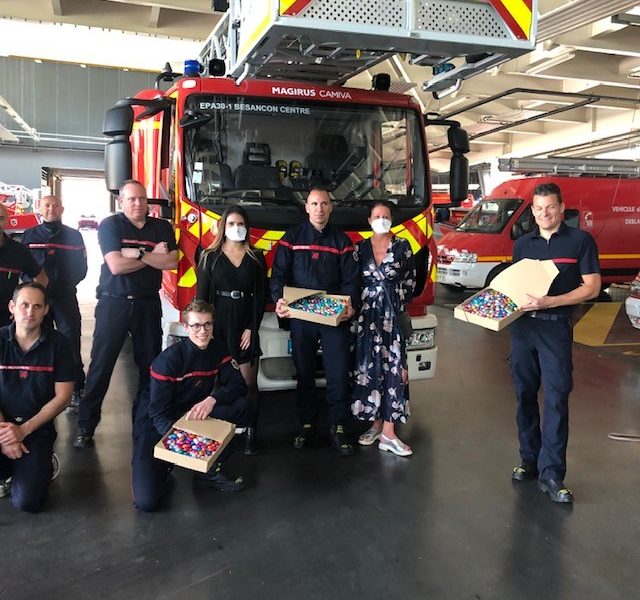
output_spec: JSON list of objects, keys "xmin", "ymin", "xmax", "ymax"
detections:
[
  {"xmin": 226, "ymin": 224, "xmax": 247, "ymax": 242},
  {"xmin": 370, "ymin": 217, "xmax": 392, "ymax": 235}
]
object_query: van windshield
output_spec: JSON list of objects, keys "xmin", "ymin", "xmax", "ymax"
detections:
[{"xmin": 456, "ymin": 199, "xmax": 523, "ymax": 233}]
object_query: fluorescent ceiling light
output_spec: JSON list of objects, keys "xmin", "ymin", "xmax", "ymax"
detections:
[{"xmin": 525, "ymin": 52, "xmax": 576, "ymax": 75}]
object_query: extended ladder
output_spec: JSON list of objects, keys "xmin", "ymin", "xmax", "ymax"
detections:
[
  {"xmin": 200, "ymin": 0, "xmax": 537, "ymax": 94},
  {"xmin": 499, "ymin": 157, "xmax": 640, "ymax": 178}
]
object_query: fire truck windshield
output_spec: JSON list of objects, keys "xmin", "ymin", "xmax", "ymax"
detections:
[
  {"xmin": 183, "ymin": 95, "xmax": 427, "ymax": 215},
  {"xmin": 456, "ymin": 199, "xmax": 523, "ymax": 234}
]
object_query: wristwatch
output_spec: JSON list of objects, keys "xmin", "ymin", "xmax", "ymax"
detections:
[{"xmin": 137, "ymin": 248, "xmax": 146, "ymax": 260}]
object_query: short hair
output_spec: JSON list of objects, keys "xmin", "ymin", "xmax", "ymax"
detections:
[
  {"xmin": 182, "ymin": 298, "xmax": 214, "ymax": 321},
  {"xmin": 119, "ymin": 179, "xmax": 146, "ymax": 198},
  {"xmin": 533, "ymin": 182, "xmax": 563, "ymax": 205},
  {"xmin": 12, "ymin": 282, "xmax": 49, "ymax": 305},
  {"xmin": 307, "ymin": 184, "xmax": 331, "ymax": 201},
  {"xmin": 370, "ymin": 200, "xmax": 394, "ymax": 218}
]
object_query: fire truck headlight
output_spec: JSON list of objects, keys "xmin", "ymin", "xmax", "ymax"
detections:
[
  {"xmin": 406, "ymin": 328, "xmax": 436, "ymax": 350},
  {"xmin": 457, "ymin": 252, "xmax": 477, "ymax": 263}
]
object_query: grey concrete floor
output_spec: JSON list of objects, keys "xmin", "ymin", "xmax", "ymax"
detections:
[{"xmin": 1, "ymin": 294, "xmax": 639, "ymax": 600}]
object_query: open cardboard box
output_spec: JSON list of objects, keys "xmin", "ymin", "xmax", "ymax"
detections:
[
  {"xmin": 153, "ymin": 414, "xmax": 235, "ymax": 473},
  {"xmin": 284, "ymin": 286, "xmax": 351, "ymax": 327},
  {"xmin": 454, "ymin": 259, "xmax": 559, "ymax": 331}
]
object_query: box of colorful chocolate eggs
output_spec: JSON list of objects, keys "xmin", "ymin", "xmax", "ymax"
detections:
[
  {"xmin": 153, "ymin": 415, "xmax": 235, "ymax": 473},
  {"xmin": 454, "ymin": 259, "xmax": 559, "ymax": 331},
  {"xmin": 284, "ymin": 286, "xmax": 351, "ymax": 327}
]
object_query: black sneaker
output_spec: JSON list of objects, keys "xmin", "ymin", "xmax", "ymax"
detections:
[
  {"xmin": 193, "ymin": 466, "xmax": 246, "ymax": 492},
  {"xmin": 539, "ymin": 478, "xmax": 574, "ymax": 503},
  {"xmin": 73, "ymin": 428, "xmax": 94, "ymax": 449},
  {"xmin": 329, "ymin": 425, "xmax": 353, "ymax": 457},
  {"xmin": 512, "ymin": 461, "xmax": 538, "ymax": 481},
  {"xmin": 66, "ymin": 390, "xmax": 83, "ymax": 415},
  {"xmin": 0, "ymin": 477, "xmax": 11, "ymax": 498},
  {"xmin": 293, "ymin": 424, "xmax": 316, "ymax": 450}
]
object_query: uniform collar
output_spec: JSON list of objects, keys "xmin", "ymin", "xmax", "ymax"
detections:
[
  {"xmin": 306, "ymin": 220, "xmax": 330, "ymax": 239},
  {"xmin": 532, "ymin": 221, "xmax": 569, "ymax": 240},
  {"xmin": 118, "ymin": 211, "xmax": 148, "ymax": 229},
  {"xmin": 7, "ymin": 322, "xmax": 49, "ymax": 351}
]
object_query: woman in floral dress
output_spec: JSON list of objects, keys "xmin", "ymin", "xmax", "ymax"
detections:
[{"xmin": 352, "ymin": 201, "xmax": 416, "ymax": 456}]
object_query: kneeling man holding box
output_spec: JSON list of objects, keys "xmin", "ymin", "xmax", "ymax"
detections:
[{"xmin": 132, "ymin": 299, "xmax": 251, "ymax": 512}]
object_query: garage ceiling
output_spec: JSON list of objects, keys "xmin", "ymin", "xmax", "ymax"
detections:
[{"xmin": 1, "ymin": 0, "xmax": 639, "ymax": 167}]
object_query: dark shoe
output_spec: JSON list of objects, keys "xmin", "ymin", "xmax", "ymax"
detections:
[
  {"xmin": 73, "ymin": 428, "xmax": 94, "ymax": 449},
  {"xmin": 329, "ymin": 425, "xmax": 353, "ymax": 457},
  {"xmin": 512, "ymin": 461, "xmax": 538, "ymax": 481},
  {"xmin": 244, "ymin": 427, "xmax": 259, "ymax": 456},
  {"xmin": 293, "ymin": 424, "xmax": 316, "ymax": 450},
  {"xmin": 66, "ymin": 390, "xmax": 82, "ymax": 415},
  {"xmin": 539, "ymin": 478, "xmax": 574, "ymax": 503},
  {"xmin": 193, "ymin": 466, "xmax": 246, "ymax": 492}
]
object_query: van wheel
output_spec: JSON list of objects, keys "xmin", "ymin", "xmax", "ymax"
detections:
[{"xmin": 484, "ymin": 264, "xmax": 509, "ymax": 288}]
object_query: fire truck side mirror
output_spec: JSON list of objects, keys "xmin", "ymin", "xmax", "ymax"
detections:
[
  {"xmin": 448, "ymin": 125, "xmax": 470, "ymax": 206},
  {"xmin": 103, "ymin": 105, "xmax": 134, "ymax": 193}
]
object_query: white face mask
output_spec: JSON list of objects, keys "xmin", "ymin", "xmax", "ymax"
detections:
[
  {"xmin": 225, "ymin": 224, "xmax": 247, "ymax": 242},
  {"xmin": 371, "ymin": 217, "xmax": 392, "ymax": 234}
]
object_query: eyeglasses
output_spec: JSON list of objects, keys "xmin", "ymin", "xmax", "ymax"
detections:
[{"xmin": 185, "ymin": 321, "xmax": 213, "ymax": 332}]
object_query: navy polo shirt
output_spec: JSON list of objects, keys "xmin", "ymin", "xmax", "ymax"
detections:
[
  {"xmin": 513, "ymin": 222, "xmax": 600, "ymax": 316},
  {"xmin": 0, "ymin": 323, "xmax": 74, "ymax": 437},
  {"xmin": 270, "ymin": 221, "xmax": 360, "ymax": 309},
  {"xmin": 97, "ymin": 213, "xmax": 176, "ymax": 297},
  {"xmin": 0, "ymin": 234, "xmax": 42, "ymax": 324},
  {"xmin": 22, "ymin": 223, "xmax": 87, "ymax": 298}
]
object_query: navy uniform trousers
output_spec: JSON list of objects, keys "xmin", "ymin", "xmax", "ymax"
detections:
[
  {"xmin": 0, "ymin": 433, "xmax": 55, "ymax": 513},
  {"xmin": 78, "ymin": 295, "xmax": 162, "ymax": 433},
  {"xmin": 46, "ymin": 296, "xmax": 85, "ymax": 392},
  {"xmin": 509, "ymin": 315, "xmax": 573, "ymax": 481},
  {"xmin": 132, "ymin": 398, "xmax": 250, "ymax": 512},
  {"xmin": 290, "ymin": 319, "xmax": 350, "ymax": 427}
]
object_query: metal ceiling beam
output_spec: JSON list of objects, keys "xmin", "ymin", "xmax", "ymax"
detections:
[
  {"xmin": 51, "ymin": 0, "xmax": 65, "ymax": 16},
  {"xmin": 105, "ymin": 0, "xmax": 213, "ymax": 14},
  {"xmin": 148, "ymin": 5, "xmax": 161, "ymax": 28}
]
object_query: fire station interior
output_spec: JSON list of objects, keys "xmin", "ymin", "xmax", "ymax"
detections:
[{"xmin": 1, "ymin": 2, "xmax": 639, "ymax": 599}]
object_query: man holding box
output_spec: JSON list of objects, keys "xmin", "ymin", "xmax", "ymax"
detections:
[
  {"xmin": 132, "ymin": 299, "xmax": 250, "ymax": 512},
  {"xmin": 270, "ymin": 186, "xmax": 359, "ymax": 456},
  {"xmin": 510, "ymin": 182, "xmax": 600, "ymax": 504}
]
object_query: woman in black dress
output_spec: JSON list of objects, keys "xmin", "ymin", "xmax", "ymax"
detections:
[{"xmin": 196, "ymin": 205, "xmax": 267, "ymax": 454}]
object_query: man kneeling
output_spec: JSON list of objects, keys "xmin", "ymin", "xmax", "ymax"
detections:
[
  {"xmin": 0, "ymin": 283, "xmax": 74, "ymax": 512},
  {"xmin": 132, "ymin": 299, "xmax": 250, "ymax": 512}
]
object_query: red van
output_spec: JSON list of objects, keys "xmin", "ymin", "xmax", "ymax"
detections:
[{"xmin": 437, "ymin": 176, "xmax": 640, "ymax": 290}]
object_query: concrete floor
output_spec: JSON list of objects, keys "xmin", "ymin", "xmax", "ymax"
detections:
[{"xmin": 1, "ymin": 292, "xmax": 639, "ymax": 600}]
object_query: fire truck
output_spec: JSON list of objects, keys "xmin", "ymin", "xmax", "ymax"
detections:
[
  {"xmin": 102, "ymin": 0, "xmax": 537, "ymax": 390},
  {"xmin": 0, "ymin": 182, "xmax": 40, "ymax": 238}
]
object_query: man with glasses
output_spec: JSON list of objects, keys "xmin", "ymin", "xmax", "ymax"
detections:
[{"xmin": 131, "ymin": 299, "xmax": 250, "ymax": 512}]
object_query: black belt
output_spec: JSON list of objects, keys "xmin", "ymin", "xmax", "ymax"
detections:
[
  {"xmin": 528, "ymin": 311, "xmax": 569, "ymax": 321},
  {"xmin": 216, "ymin": 290, "xmax": 251, "ymax": 299},
  {"xmin": 100, "ymin": 292, "xmax": 158, "ymax": 301}
]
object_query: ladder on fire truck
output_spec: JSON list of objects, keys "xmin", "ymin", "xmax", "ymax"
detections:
[
  {"xmin": 200, "ymin": 0, "xmax": 538, "ymax": 96},
  {"xmin": 498, "ymin": 157, "xmax": 640, "ymax": 178}
]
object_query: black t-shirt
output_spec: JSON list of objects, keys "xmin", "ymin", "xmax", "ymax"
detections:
[
  {"xmin": 0, "ymin": 234, "xmax": 42, "ymax": 325},
  {"xmin": 513, "ymin": 222, "xmax": 600, "ymax": 316},
  {"xmin": 0, "ymin": 324, "xmax": 75, "ymax": 437},
  {"xmin": 97, "ymin": 213, "xmax": 176, "ymax": 297}
]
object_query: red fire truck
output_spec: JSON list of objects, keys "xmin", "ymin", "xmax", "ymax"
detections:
[{"xmin": 102, "ymin": 0, "xmax": 537, "ymax": 389}]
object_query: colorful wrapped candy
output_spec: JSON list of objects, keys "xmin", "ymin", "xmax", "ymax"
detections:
[
  {"xmin": 462, "ymin": 288, "xmax": 518, "ymax": 319},
  {"xmin": 289, "ymin": 294, "xmax": 348, "ymax": 317},
  {"xmin": 162, "ymin": 428, "xmax": 222, "ymax": 458}
]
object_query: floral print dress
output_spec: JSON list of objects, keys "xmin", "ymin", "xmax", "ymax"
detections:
[{"xmin": 351, "ymin": 237, "xmax": 416, "ymax": 423}]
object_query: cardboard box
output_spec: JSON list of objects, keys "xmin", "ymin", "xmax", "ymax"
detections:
[
  {"xmin": 284, "ymin": 286, "xmax": 350, "ymax": 327},
  {"xmin": 454, "ymin": 259, "xmax": 559, "ymax": 331},
  {"xmin": 153, "ymin": 415, "xmax": 235, "ymax": 473}
]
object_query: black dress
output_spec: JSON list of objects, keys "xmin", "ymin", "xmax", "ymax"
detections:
[{"xmin": 196, "ymin": 249, "xmax": 267, "ymax": 364}]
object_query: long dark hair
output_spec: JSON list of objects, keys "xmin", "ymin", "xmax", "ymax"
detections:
[{"xmin": 204, "ymin": 205, "xmax": 260, "ymax": 263}]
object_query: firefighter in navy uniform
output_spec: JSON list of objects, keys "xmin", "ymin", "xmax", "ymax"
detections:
[
  {"xmin": 0, "ymin": 203, "xmax": 48, "ymax": 326},
  {"xmin": 132, "ymin": 299, "xmax": 250, "ymax": 512},
  {"xmin": 270, "ymin": 186, "xmax": 360, "ymax": 456},
  {"xmin": 74, "ymin": 180, "xmax": 178, "ymax": 449},
  {"xmin": 22, "ymin": 195, "xmax": 88, "ymax": 411},
  {"xmin": 509, "ymin": 183, "xmax": 600, "ymax": 504},
  {"xmin": 0, "ymin": 283, "xmax": 74, "ymax": 512}
]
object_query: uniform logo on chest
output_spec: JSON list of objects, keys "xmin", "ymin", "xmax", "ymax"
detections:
[
  {"xmin": 312, "ymin": 252, "xmax": 319, "ymax": 260},
  {"xmin": 20, "ymin": 370, "xmax": 29, "ymax": 379}
]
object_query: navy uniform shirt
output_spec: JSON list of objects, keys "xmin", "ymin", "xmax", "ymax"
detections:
[
  {"xmin": 270, "ymin": 221, "xmax": 360, "ymax": 309},
  {"xmin": 0, "ymin": 234, "xmax": 42, "ymax": 324},
  {"xmin": 97, "ymin": 213, "xmax": 176, "ymax": 297},
  {"xmin": 22, "ymin": 222, "xmax": 87, "ymax": 299},
  {"xmin": 0, "ymin": 323, "xmax": 74, "ymax": 437},
  {"xmin": 513, "ymin": 222, "xmax": 600, "ymax": 317},
  {"xmin": 143, "ymin": 337, "xmax": 248, "ymax": 437}
]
